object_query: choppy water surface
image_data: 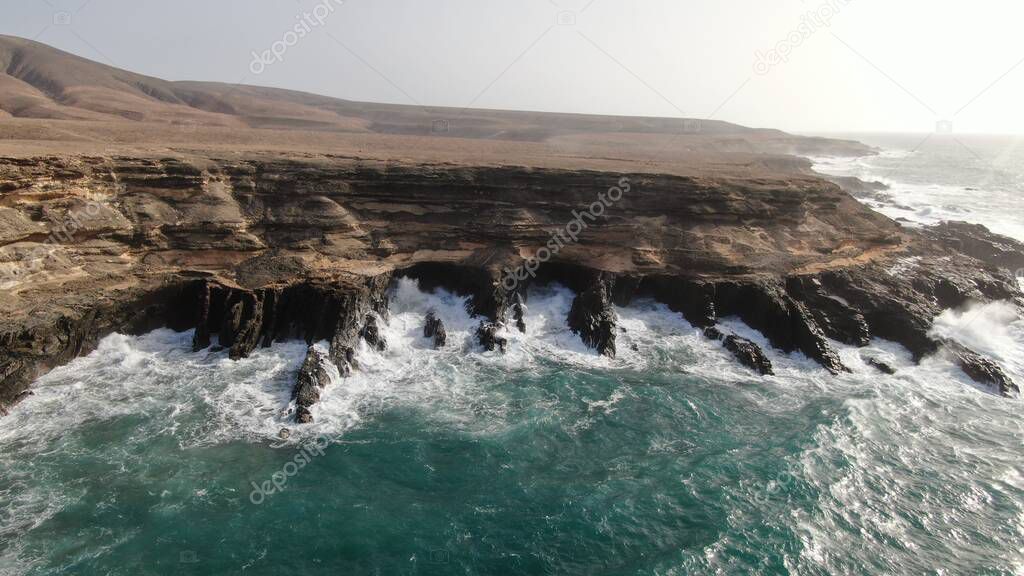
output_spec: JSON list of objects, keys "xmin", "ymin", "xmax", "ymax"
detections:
[
  {"xmin": 811, "ymin": 133, "xmax": 1024, "ymax": 242},
  {"xmin": 3, "ymin": 134, "xmax": 1024, "ymax": 574},
  {"xmin": 1, "ymin": 277, "xmax": 1022, "ymax": 575}
]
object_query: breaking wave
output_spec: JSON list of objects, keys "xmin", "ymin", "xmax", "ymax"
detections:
[
  {"xmin": 1, "ymin": 278, "xmax": 1022, "ymax": 574},
  {"xmin": 808, "ymin": 134, "xmax": 1024, "ymax": 243}
]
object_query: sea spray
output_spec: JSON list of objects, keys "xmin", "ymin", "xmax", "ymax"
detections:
[{"xmin": 1, "ymin": 279, "xmax": 1022, "ymax": 574}]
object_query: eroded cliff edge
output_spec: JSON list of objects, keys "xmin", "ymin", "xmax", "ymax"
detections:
[{"xmin": 1, "ymin": 154, "xmax": 1021, "ymax": 416}]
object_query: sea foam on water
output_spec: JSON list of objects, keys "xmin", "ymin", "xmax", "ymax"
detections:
[{"xmin": 1, "ymin": 276, "xmax": 1022, "ymax": 574}]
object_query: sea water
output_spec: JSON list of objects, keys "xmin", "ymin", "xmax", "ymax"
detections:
[
  {"xmin": 811, "ymin": 133, "xmax": 1024, "ymax": 243},
  {"xmin": 2, "ymin": 134, "xmax": 1024, "ymax": 575}
]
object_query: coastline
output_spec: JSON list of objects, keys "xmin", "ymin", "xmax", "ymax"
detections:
[{"xmin": 806, "ymin": 134, "xmax": 1024, "ymax": 243}]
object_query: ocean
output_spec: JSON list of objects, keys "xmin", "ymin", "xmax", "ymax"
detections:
[
  {"xmin": 811, "ymin": 133, "xmax": 1024, "ymax": 243},
  {"xmin": 1, "ymin": 134, "xmax": 1023, "ymax": 575}
]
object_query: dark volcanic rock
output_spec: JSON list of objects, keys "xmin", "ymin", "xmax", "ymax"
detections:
[
  {"xmin": 818, "ymin": 255, "xmax": 1021, "ymax": 363},
  {"xmin": 787, "ymin": 298, "xmax": 850, "ymax": 375},
  {"xmin": 476, "ymin": 321, "xmax": 508, "ymax": 353},
  {"xmin": 787, "ymin": 277, "xmax": 870, "ymax": 346},
  {"xmin": 715, "ymin": 281, "xmax": 848, "ymax": 374},
  {"xmin": 293, "ymin": 346, "xmax": 332, "ymax": 423},
  {"xmin": 360, "ymin": 314, "xmax": 387, "ymax": 352},
  {"xmin": 511, "ymin": 295, "xmax": 527, "ymax": 334},
  {"xmin": 228, "ymin": 292, "xmax": 266, "ymax": 360},
  {"xmin": 424, "ymin": 310, "xmax": 447, "ymax": 348},
  {"xmin": 704, "ymin": 325, "xmax": 773, "ymax": 376},
  {"xmin": 647, "ymin": 276, "xmax": 717, "ymax": 328},
  {"xmin": 567, "ymin": 277, "xmax": 617, "ymax": 358},
  {"xmin": 192, "ymin": 282, "xmax": 214, "ymax": 351},
  {"xmin": 185, "ymin": 274, "xmax": 393, "ymax": 370},
  {"xmin": 923, "ymin": 221, "xmax": 1024, "ymax": 271},
  {"xmin": 219, "ymin": 299, "xmax": 244, "ymax": 349},
  {"xmin": 327, "ymin": 274, "xmax": 392, "ymax": 374},
  {"xmin": 703, "ymin": 326, "xmax": 725, "ymax": 341},
  {"xmin": 946, "ymin": 341, "xmax": 1019, "ymax": 397},
  {"xmin": 866, "ymin": 357, "xmax": 897, "ymax": 375},
  {"xmin": 723, "ymin": 335, "xmax": 774, "ymax": 376}
]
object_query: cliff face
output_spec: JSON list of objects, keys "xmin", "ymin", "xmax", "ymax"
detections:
[
  {"xmin": 0, "ymin": 154, "xmax": 902, "ymax": 283},
  {"xmin": 0, "ymin": 154, "xmax": 1021, "ymax": 415}
]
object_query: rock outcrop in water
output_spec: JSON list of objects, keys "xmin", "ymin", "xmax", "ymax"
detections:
[
  {"xmin": 1, "ymin": 153, "xmax": 1022, "ymax": 416},
  {"xmin": 511, "ymin": 296, "xmax": 527, "ymax": 334},
  {"xmin": 567, "ymin": 275, "xmax": 618, "ymax": 358},
  {"xmin": 703, "ymin": 327, "xmax": 774, "ymax": 376},
  {"xmin": 723, "ymin": 335, "xmax": 775, "ymax": 377},
  {"xmin": 866, "ymin": 357, "xmax": 897, "ymax": 375},
  {"xmin": 423, "ymin": 310, "xmax": 447, "ymax": 349},
  {"xmin": 293, "ymin": 346, "xmax": 332, "ymax": 423},
  {"xmin": 360, "ymin": 314, "xmax": 387, "ymax": 352},
  {"xmin": 945, "ymin": 340, "xmax": 1019, "ymax": 397},
  {"xmin": 475, "ymin": 322, "xmax": 508, "ymax": 353}
]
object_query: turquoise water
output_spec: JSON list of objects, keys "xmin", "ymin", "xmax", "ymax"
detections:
[{"xmin": 2, "ymin": 279, "xmax": 1022, "ymax": 575}]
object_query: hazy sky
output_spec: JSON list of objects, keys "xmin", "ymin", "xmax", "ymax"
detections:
[{"xmin": 2, "ymin": 0, "xmax": 1023, "ymax": 134}]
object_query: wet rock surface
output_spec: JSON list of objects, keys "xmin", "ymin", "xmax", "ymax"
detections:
[
  {"xmin": 723, "ymin": 335, "xmax": 775, "ymax": 376},
  {"xmin": 866, "ymin": 357, "xmax": 897, "ymax": 375},
  {"xmin": 360, "ymin": 314, "xmax": 387, "ymax": 352},
  {"xmin": 703, "ymin": 326, "xmax": 774, "ymax": 376},
  {"xmin": 567, "ymin": 276, "xmax": 618, "ymax": 358},
  {"xmin": 511, "ymin": 295, "xmax": 528, "ymax": 334},
  {"xmin": 713, "ymin": 280, "xmax": 848, "ymax": 374},
  {"xmin": 476, "ymin": 322, "xmax": 508, "ymax": 353},
  {"xmin": 293, "ymin": 346, "xmax": 332, "ymax": 424},
  {"xmin": 703, "ymin": 327, "xmax": 725, "ymax": 341},
  {"xmin": 423, "ymin": 310, "xmax": 447, "ymax": 348},
  {"xmin": 945, "ymin": 341, "xmax": 1019, "ymax": 398}
]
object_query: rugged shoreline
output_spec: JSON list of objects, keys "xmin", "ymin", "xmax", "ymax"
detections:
[{"xmin": 1, "ymin": 153, "xmax": 1022, "ymax": 417}]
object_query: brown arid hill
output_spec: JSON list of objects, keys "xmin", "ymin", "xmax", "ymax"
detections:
[
  {"xmin": 0, "ymin": 34, "xmax": 868, "ymax": 159},
  {"xmin": 0, "ymin": 36, "xmax": 1021, "ymax": 419}
]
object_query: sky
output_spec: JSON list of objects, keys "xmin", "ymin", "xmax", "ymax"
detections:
[{"xmin": 2, "ymin": 0, "xmax": 1023, "ymax": 134}]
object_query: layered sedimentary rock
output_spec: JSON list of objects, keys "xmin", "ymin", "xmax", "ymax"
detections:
[{"xmin": 1, "ymin": 153, "xmax": 1022, "ymax": 416}]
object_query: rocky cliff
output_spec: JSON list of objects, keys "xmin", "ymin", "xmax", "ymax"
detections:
[{"xmin": 0, "ymin": 153, "xmax": 1021, "ymax": 418}]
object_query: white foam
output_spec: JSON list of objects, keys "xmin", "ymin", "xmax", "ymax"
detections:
[
  {"xmin": 6, "ymin": 280, "xmax": 1020, "ymax": 449},
  {"xmin": 3, "ymin": 278, "xmax": 1023, "ymax": 573},
  {"xmin": 809, "ymin": 149, "xmax": 1024, "ymax": 242},
  {"xmin": 929, "ymin": 301, "xmax": 1024, "ymax": 391}
]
